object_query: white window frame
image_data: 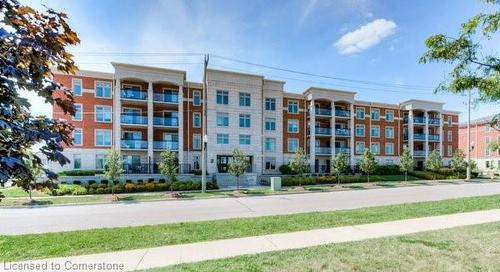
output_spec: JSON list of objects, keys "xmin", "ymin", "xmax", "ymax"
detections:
[
  {"xmin": 371, "ymin": 125, "xmax": 380, "ymax": 138},
  {"xmin": 265, "ymin": 118, "xmax": 276, "ymax": 131},
  {"xmin": 447, "ymin": 145, "xmax": 453, "ymax": 157},
  {"xmin": 216, "ymin": 112, "xmax": 229, "ymax": 127},
  {"xmin": 95, "ymin": 105, "xmax": 112, "ymax": 123},
  {"xmin": 355, "ymin": 107, "xmax": 365, "ymax": 119},
  {"xmin": 95, "ymin": 81, "xmax": 112, "ymax": 99},
  {"xmin": 265, "ymin": 98, "xmax": 276, "ymax": 111},
  {"xmin": 385, "ymin": 110, "xmax": 394, "ymax": 122},
  {"xmin": 355, "ymin": 124, "xmax": 365, "ymax": 137},
  {"xmin": 288, "ymin": 119, "xmax": 299, "ymax": 133},
  {"xmin": 356, "ymin": 141, "xmax": 365, "ymax": 154},
  {"xmin": 385, "ymin": 126, "xmax": 394, "ymax": 139},
  {"xmin": 239, "ymin": 134, "xmax": 251, "ymax": 145},
  {"xmin": 447, "ymin": 130, "xmax": 452, "ymax": 141},
  {"xmin": 192, "ymin": 134, "xmax": 201, "ymax": 150},
  {"xmin": 72, "ymin": 78, "xmax": 82, "ymax": 96},
  {"xmin": 264, "ymin": 137, "xmax": 276, "ymax": 152},
  {"xmin": 193, "ymin": 112, "xmax": 201, "ymax": 128},
  {"xmin": 371, "ymin": 142, "xmax": 380, "ymax": 155},
  {"xmin": 288, "ymin": 100, "xmax": 299, "ymax": 114},
  {"xmin": 95, "ymin": 129, "xmax": 112, "ymax": 147},
  {"xmin": 73, "ymin": 154, "xmax": 82, "ymax": 169},
  {"xmin": 73, "ymin": 103, "xmax": 83, "ymax": 121},
  {"xmin": 216, "ymin": 133, "xmax": 229, "ymax": 145},
  {"xmin": 371, "ymin": 108, "xmax": 380, "ymax": 120},
  {"xmin": 192, "ymin": 90, "xmax": 201, "ymax": 106},
  {"xmin": 385, "ymin": 142, "xmax": 394, "ymax": 155},
  {"xmin": 73, "ymin": 128, "xmax": 83, "ymax": 146},
  {"xmin": 264, "ymin": 157, "xmax": 277, "ymax": 170},
  {"xmin": 239, "ymin": 114, "xmax": 251, "ymax": 128},
  {"xmin": 447, "ymin": 116, "xmax": 452, "ymax": 126},
  {"xmin": 216, "ymin": 90, "xmax": 229, "ymax": 105},
  {"xmin": 239, "ymin": 92, "xmax": 251, "ymax": 107},
  {"xmin": 95, "ymin": 154, "xmax": 106, "ymax": 170},
  {"xmin": 287, "ymin": 138, "xmax": 299, "ymax": 153}
]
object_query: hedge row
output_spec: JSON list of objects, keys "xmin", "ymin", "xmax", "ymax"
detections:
[
  {"xmin": 58, "ymin": 170, "xmax": 104, "ymax": 177},
  {"xmin": 47, "ymin": 181, "xmax": 219, "ymax": 196},
  {"xmin": 281, "ymin": 175, "xmax": 405, "ymax": 186}
]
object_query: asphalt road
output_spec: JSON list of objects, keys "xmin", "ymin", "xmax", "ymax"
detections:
[{"xmin": 1, "ymin": 182, "xmax": 499, "ymax": 235}]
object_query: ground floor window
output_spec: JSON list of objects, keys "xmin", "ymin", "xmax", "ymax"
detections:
[
  {"xmin": 264, "ymin": 157, "xmax": 276, "ymax": 171},
  {"xmin": 73, "ymin": 154, "xmax": 81, "ymax": 169},
  {"xmin": 193, "ymin": 155, "xmax": 200, "ymax": 170},
  {"xmin": 96, "ymin": 154, "xmax": 106, "ymax": 170},
  {"xmin": 217, "ymin": 155, "xmax": 253, "ymax": 173}
]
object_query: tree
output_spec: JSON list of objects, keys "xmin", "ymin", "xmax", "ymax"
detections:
[
  {"xmin": 228, "ymin": 149, "xmax": 249, "ymax": 191},
  {"xmin": 331, "ymin": 152, "xmax": 349, "ymax": 185},
  {"xmin": 399, "ymin": 148, "xmax": 414, "ymax": 182},
  {"xmin": 103, "ymin": 150, "xmax": 123, "ymax": 196},
  {"xmin": 0, "ymin": 1, "xmax": 79, "ymax": 193},
  {"xmin": 359, "ymin": 149, "xmax": 377, "ymax": 183},
  {"xmin": 425, "ymin": 150, "xmax": 443, "ymax": 179},
  {"xmin": 288, "ymin": 148, "xmax": 309, "ymax": 186},
  {"xmin": 158, "ymin": 150, "xmax": 178, "ymax": 183},
  {"xmin": 22, "ymin": 157, "xmax": 44, "ymax": 201},
  {"xmin": 450, "ymin": 149, "xmax": 467, "ymax": 177}
]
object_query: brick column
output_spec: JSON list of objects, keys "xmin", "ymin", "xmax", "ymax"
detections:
[{"xmin": 408, "ymin": 110, "xmax": 414, "ymax": 156}]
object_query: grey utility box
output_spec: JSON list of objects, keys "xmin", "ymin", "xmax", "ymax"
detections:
[{"xmin": 270, "ymin": 177, "xmax": 281, "ymax": 191}]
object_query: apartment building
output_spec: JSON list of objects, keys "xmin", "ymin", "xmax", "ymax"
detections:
[
  {"xmin": 50, "ymin": 63, "xmax": 460, "ymax": 175},
  {"xmin": 459, "ymin": 115, "xmax": 500, "ymax": 173}
]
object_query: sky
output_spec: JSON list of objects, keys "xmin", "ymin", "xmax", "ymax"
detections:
[{"xmin": 22, "ymin": 0, "xmax": 499, "ymax": 121}]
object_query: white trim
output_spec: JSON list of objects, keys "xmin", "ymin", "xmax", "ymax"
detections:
[
  {"xmin": 385, "ymin": 109, "xmax": 394, "ymax": 122},
  {"xmin": 72, "ymin": 128, "xmax": 83, "ymax": 146},
  {"xmin": 371, "ymin": 125, "xmax": 380, "ymax": 138},
  {"xmin": 193, "ymin": 112, "xmax": 201, "ymax": 128},
  {"xmin": 355, "ymin": 141, "xmax": 365, "ymax": 154},
  {"xmin": 385, "ymin": 126, "xmax": 394, "ymax": 139},
  {"xmin": 287, "ymin": 100, "xmax": 300, "ymax": 114},
  {"xmin": 370, "ymin": 108, "xmax": 380, "ymax": 120},
  {"xmin": 385, "ymin": 142, "xmax": 394, "ymax": 155},
  {"xmin": 94, "ymin": 80, "xmax": 113, "ymax": 99},
  {"xmin": 355, "ymin": 124, "xmax": 365, "ymax": 137},
  {"xmin": 287, "ymin": 138, "xmax": 299, "ymax": 153},
  {"xmin": 371, "ymin": 142, "xmax": 380, "ymax": 155},
  {"xmin": 72, "ymin": 103, "xmax": 83, "ymax": 121},
  {"xmin": 192, "ymin": 90, "xmax": 201, "ymax": 106},
  {"xmin": 355, "ymin": 107, "xmax": 365, "ymax": 120},
  {"xmin": 72, "ymin": 78, "xmax": 82, "ymax": 96},
  {"xmin": 94, "ymin": 129, "xmax": 112, "ymax": 147},
  {"xmin": 94, "ymin": 105, "xmax": 113, "ymax": 123},
  {"xmin": 287, "ymin": 119, "xmax": 300, "ymax": 133}
]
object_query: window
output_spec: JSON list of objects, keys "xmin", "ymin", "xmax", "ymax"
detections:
[
  {"xmin": 95, "ymin": 129, "xmax": 112, "ymax": 146},
  {"xmin": 193, "ymin": 112, "xmax": 201, "ymax": 128},
  {"xmin": 216, "ymin": 134, "xmax": 229, "ymax": 144},
  {"xmin": 264, "ymin": 138, "xmax": 276, "ymax": 152},
  {"xmin": 355, "ymin": 125, "xmax": 365, "ymax": 137},
  {"xmin": 371, "ymin": 143, "xmax": 380, "ymax": 155},
  {"xmin": 193, "ymin": 134, "xmax": 201, "ymax": 150},
  {"xmin": 288, "ymin": 119, "xmax": 299, "ymax": 133},
  {"xmin": 288, "ymin": 101, "xmax": 299, "ymax": 113},
  {"xmin": 385, "ymin": 110, "xmax": 394, "ymax": 122},
  {"xmin": 73, "ymin": 128, "xmax": 82, "ymax": 146},
  {"xmin": 239, "ymin": 114, "xmax": 251, "ymax": 128},
  {"xmin": 265, "ymin": 98, "xmax": 276, "ymax": 111},
  {"xmin": 216, "ymin": 90, "xmax": 229, "ymax": 105},
  {"xmin": 356, "ymin": 142, "xmax": 365, "ymax": 154},
  {"xmin": 72, "ymin": 78, "xmax": 82, "ymax": 96},
  {"xmin": 371, "ymin": 108, "xmax": 380, "ymax": 120},
  {"xmin": 385, "ymin": 126, "xmax": 394, "ymax": 138},
  {"xmin": 193, "ymin": 90, "xmax": 201, "ymax": 106},
  {"xmin": 356, "ymin": 107, "xmax": 365, "ymax": 119},
  {"xmin": 447, "ymin": 131, "xmax": 452, "ymax": 141},
  {"xmin": 95, "ymin": 81, "xmax": 112, "ymax": 98},
  {"xmin": 371, "ymin": 125, "xmax": 380, "ymax": 137},
  {"xmin": 239, "ymin": 93, "xmax": 251, "ymax": 107},
  {"xmin": 193, "ymin": 156, "xmax": 200, "ymax": 170},
  {"xmin": 288, "ymin": 138, "xmax": 299, "ymax": 152},
  {"xmin": 239, "ymin": 134, "xmax": 251, "ymax": 145},
  {"xmin": 264, "ymin": 157, "xmax": 276, "ymax": 170},
  {"xmin": 95, "ymin": 106, "xmax": 112, "ymax": 122},
  {"xmin": 265, "ymin": 118, "xmax": 276, "ymax": 131},
  {"xmin": 73, "ymin": 154, "xmax": 81, "ymax": 169},
  {"xmin": 447, "ymin": 116, "xmax": 452, "ymax": 126},
  {"xmin": 216, "ymin": 112, "xmax": 229, "ymax": 127},
  {"xmin": 385, "ymin": 143, "xmax": 394, "ymax": 155},
  {"xmin": 486, "ymin": 136, "xmax": 491, "ymax": 156},
  {"xmin": 73, "ymin": 104, "xmax": 82, "ymax": 121},
  {"xmin": 95, "ymin": 154, "xmax": 106, "ymax": 170},
  {"xmin": 447, "ymin": 145, "xmax": 452, "ymax": 157}
]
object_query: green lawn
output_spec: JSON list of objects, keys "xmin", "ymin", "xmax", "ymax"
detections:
[
  {"xmin": 0, "ymin": 186, "xmax": 48, "ymax": 198},
  {"xmin": 1, "ymin": 194, "xmax": 499, "ymax": 262},
  {"xmin": 149, "ymin": 222, "xmax": 500, "ymax": 272}
]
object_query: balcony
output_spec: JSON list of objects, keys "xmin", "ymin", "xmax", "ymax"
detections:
[
  {"xmin": 428, "ymin": 134, "xmax": 440, "ymax": 141},
  {"xmin": 335, "ymin": 128, "xmax": 351, "ymax": 137},
  {"xmin": 121, "ymin": 89, "xmax": 147, "ymax": 100},
  {"xmin": 315, "ymin": 147, "xmax": 331, "ymax": 154},
  {"xmin": 153, "ymin": 140, "xmax": 179, "ymax": 150},
  {"xmin": 153, "ymin": 117, "xmax": 179, "ymax": 127},
  {"xmin": 414, "ymin": 117, "xmax": 426, "ymax": 124},
  {"xmin": 121, "ymin": 140, "xmax": 148, "ymax": 150},
  {"xmin": 153, "ymin": 93, "xmax": 179, "ymax": 104},
  {"xmin": 428, "ymin": 118, "xmax": 440, "ymax": 125},
  {"xmin": 335, "ymin": 147, "xmax": 350, "ymax": 154},
  {"xmin": 335, "ymin": 109, "xmax": 351, "ymax": 118},
  {"xmin": 121, "ymin": 114, "xmax": 148, "ymax": 125},
  {"xmin": 315, "ymin": 127, "xmax": 332, "ymax": 136},
  {"xmin": 414, "ymin": 133, "xmax": 426, "ymax": 141},
  {"xmin": 414, "ymin": 150, "xmax": 425, "ymax": 157},
  {"xmin": 315, "ymin": 108, "xmax": 332, "ymax": 116}
]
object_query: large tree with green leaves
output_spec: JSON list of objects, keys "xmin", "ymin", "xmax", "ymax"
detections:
[
  {"xmin": 228, "ymin": 148, "xmax": 249, "ymax": 191},
  {"xmin": 103, "ymin": 150, "xmax": 123, "ymax": 195},
  {"xmin": 0, "ymin": 0, "xmax": 80, "ymax": 199},
  {"xmin": 425, "ymin": 150, "xmax": 443, "ymax": 179},
  {"xmin": 331, "ymin": 152, "xmax": 349, "ymax": 185},
  {"xmin": 288, "ymin": 148, "xmax": 309, "ymax": 186},
  {"xmin": 359, "ymin": 149, "xmax": 377, "ymax": 183},
  {"xmin": 399, "ymin": 148, "xmax": 414, "ymax": 182}
]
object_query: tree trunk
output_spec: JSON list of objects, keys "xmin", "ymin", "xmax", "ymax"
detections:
[
  {"xmin": 236, "ymin": 176, "xmax": 239, "ymax": 192},
  {"xmin": 28, "ymin": 185, "xmax": 32, "ymax": 201},
  {"xmin": 368, "ymin": 174, "xmax": 370, "ymax": 183},
  {"xmin": 405, "ymin": 171, "xmax": 408, "ymax": 182}
]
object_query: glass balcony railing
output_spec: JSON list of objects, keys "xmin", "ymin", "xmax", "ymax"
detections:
[
  {"xmin": 428, "ymin": 134, "xmax": 440, "ymax": 141},
  {"xmin": 428, "ymin": 118, "xmax": 440, "ymax": 125},
  {"xmin": 414, "ymin": 133, "xmax": 426, "ymax": 140},
  {"xmin": 153, "ymin": 141, "xmax": 179, "ymax": 150},
  {"xmin": 335, "ymin": 147, "xmax": 350, "ymax": 154},
  {"xmin": 414, "ymin": 117, "xmax": 426, "ymax": 124},
  {"xmin": 121, "ymin": 114, "xmax": 148, "ymax": 125},
  {"xmin": 121, "ymin": 140, "xmax": 148, "ymax": 149},
  {"xmin": 335, "ymin": 109, "xmax": 351, "ymax": 118},
  {"xmin": 335, "ymin": 128, "xmax": 351, "ymax": 136},
  {"xmin": 315, "ymin": 127, "xmax": 332, "ymax": 135},
  {"xmin": 121, "ymin": 89, "xmax": 147, "ymax": 100},
  {"xmin": 413, "ymin": 150, "xmax": 426, "ymax": 157},
  {"xmin": 153, "ymin": 117, "xmax": 178, "ymax": 127},
  {"xmin": 153, "ymin": 93, "xmax": 179, "ymax": 103},
  {"xmin": 315, "ymin": 147, "xmax": 331, "ymax": 154},
  {"xmin": 315, "ymin": 108, "xmax": 332, "ymax": 116}
]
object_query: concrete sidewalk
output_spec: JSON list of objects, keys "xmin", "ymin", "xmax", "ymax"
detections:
[{"xmin": 4, "ymin": 209, "xmax": 500, "ymax": 272}]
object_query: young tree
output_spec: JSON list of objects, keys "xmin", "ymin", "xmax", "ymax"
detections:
[
  {"xmin": 359, "ymin": 149, "xmax": 377, "ymax": 183},
  {"xmin": 331, "ymin": 152, "xmax": 349, "ymax": 185},
  {"xmin": 399, "ymin": 148, "xmax": 414, "ymax": 182},
  {"xmin": 103, "ymin": 150, "xmax": 123, "ymax": 196},
  {"xmin": 288, "ymin": 148, "xmax": 309, "ymax": 186},
  {"xmin": 21, "ymin": 157, "xmax": 44, "ymax": 201},
  {"xmin": 1, "ymin": 0, "xmax": 80, "ymax": 191},
  {"xmin": 450, "ymin": 149, "xmax": 467, "ymax": 177},
  {"xmin": 158, "ymin": 150, "xmax": 179, "ymax": 183},
  {"xmin": 425, "ymin": 150, "xmax": 443, "ymax": 179},
  {"xmin": 228, "ymin": 149, "xmax": 249, "ymax": 191}
]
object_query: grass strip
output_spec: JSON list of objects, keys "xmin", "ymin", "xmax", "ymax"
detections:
[{"xmin": 0, "ymin": 194, "xmax": 499, "ymax": 262}]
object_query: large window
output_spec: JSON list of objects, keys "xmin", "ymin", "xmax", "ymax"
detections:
[
  {"xmin": 239, "ymin": 93, "xmax": 251, "ymax": 107},
  {"xmin": 448, "ymin": 145, "xmax": 453, "ymax": 157},
  {"xmin": 264, "ymin": 138, "xmax": 276, "ymax": 152},
  {"xmin": 356, "ymin": 107, "xmax": 365, "ymax": 119},
  {"xmin": 95, "ymin": 81, "xmax": 112, "ymax": 98},
  {"xmin": 73, "ymin": 128, "xmax": 82, "ymax": 145},
  {"xmin": 95, "ymin": 154, "xmax": 106, "ymax": 170},
  {"xmin": 265, "ymin": 118, "xmax": 276, "ymax": 131},
  {"xmin": 355, "ymin": 125, "xmax": 365, "ymax": 137},
  {"xmin": 371, "ymin": 125, "xmax": 380, "ymax": 137},
  {"xmin": 193, "ymin": 90, "xmax": 201, "ymax": 106},
  {"xmin": 95, "ymin": 129, "xmax": 112, "ymax": 146},
  {"xmin": 216, "ymin": 134, "xmax": 229, "ymax": 144},
  {"xmin": 72, "ymin": 78, "xmax": 82, "ymax": 96},
  {"xmin": 73, "ymin": 104, "xmax": 82, "ymax": 121},
  {"xmin": 265, "ymin": 98, "xmax": 276, "ymax": 111},
  {"xmin": 73, "ymin": 154, "xmax": 81, "ymax": 169},
  {"xmin": 216, "ymin": 90, "xmax": 229, "ymax": 105},
  {"xmin": 264, "ymin": 157, "xmax": 276, "ymax": 170},
  {"xmin": 239, "ymin": 134, "xmax": 251, "ymax": 145},
  {"xmin": 385, "ymin": 110, "xmax": 394, "ymax": 122},
  {"xmin": 385, "ymin": 126, "xmax": 394, "ymax": 138},
  {"xmin": 193, "ymin": 155, "xmax": 200, "ymax": 170},
  {"xmin": 288, "ymin": 101, "xmax": 299, "ymax": 113},
  {"xmin": 193, "ymin": 134, "xmax": 201, "ymax": 150},
  {"xmin": 239, "ymin": 114, "xmax": 251, "ymax": 128},
  {"xmin": 447, "ymin": 116, "xmax": 452, "ymax": 126},
  {"xmin": 216, "ymin": 112, "xmax": 229, "ymax": 127},
  {"xmin": 371, "ymin": 142, "xmax": 380, "ymax": 155},
  {"xmin": 448, "ymin": 131, "xmax": 452, "ymax": 141},
  {"xmin": 356, "ymin": 142, "xmax": 365, "ymax": 154},
  {"xmin": 385, "ymin": 143, "xmax": 394, "ymax": 155},
  {"xmin": 371, "ymin": 108, "xmax": 380, "ymax": 120},
  {"xmin": 288, "ymin": 119, "xmax": 299, "ymax": 133},
  {"xmin": 288, "ymin": 138, "xmax": 299, "ymax": 152},
  {"xmin": 193, "ymin": 112, "xmax": 201, "ymax": 128},
  {"xmin": 95, "ymin": 105, "xmax": 112, "ymax": 122}
]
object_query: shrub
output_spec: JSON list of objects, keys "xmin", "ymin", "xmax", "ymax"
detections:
[
  {"xmin": 58, "ymin": 170, "xmax": 104, "ymax": 176},
  {"xmin": 71, "ymin": 186, "xmax": 87, "ymax": 195},
  {"xmin": 101, "ymin": 180, "xmax": 109, "ymax": 185},
  {"xmin": 124, "ymin": 183, "xmax": 135, "ymax": 193},
  {"xmin": 72, "ymin": 180, "xmax": 81, "ymax": 185},
  {"xmin": 125, "ymin": 180, "xmax": 133, "ymax": 184},
  {"xmin": 88, "ymin": 188, "xmax": 96, "ymax": 194},
  {"xmin": 373, "ymin": 165, "xmax": 402, "ymax": 175},
  {"xmin": 154, "ymin": 183, "xmax": 169, "ymax": 191},
  {"xmin": 279, "ymin": 164, "xmax": 296, "ymax": 175},
  {"xmin": 158, "ymin": 179, "xmax": 166, "ymax": 183},
  {"xmin": 412, "ymin": 171, "xmax": 447, "ymax": 180},
  {"xmin": 191, "ymin": 170, "xmax": 202, "ymax": 175},
  {"xmin": 137, "ymin": 180, "xmax": 143, "ymax": 184},
  {"xmin": 96, "ymin": 187, "xmax": 105, "ymax": 194},
  {"xmin": 145, "ymin": 182, "xmax": 155, "ymax": 192},
  {"xmin": 88, "ymin": 180, "xmax": 96, "ymax": 185},
  {"xmin": 48, "ymin": 184, "xmax": 87, "ymax": 196},
  {"xmin": 148, "ymin": 178, "xmax": 155, "ymax": 183}
]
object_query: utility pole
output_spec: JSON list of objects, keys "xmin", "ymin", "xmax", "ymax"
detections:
[
  {"xmin": 466, "ymin": 89, "xmax": 471, "ymax": 181},
  {"xmin": 201, "ymin": 54, "xmax": 209, "ymax": 193}
]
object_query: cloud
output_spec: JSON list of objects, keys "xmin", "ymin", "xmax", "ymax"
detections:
[{"xmin": 334, "ymin": 19, "xmax": 397, "ymax": 55}]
